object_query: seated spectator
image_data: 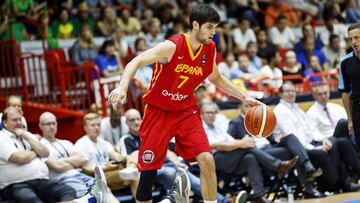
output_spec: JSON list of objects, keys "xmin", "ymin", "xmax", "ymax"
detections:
[
  {"xmin": 246, "ymin": 41, "xmax": 262, "ymax": 70},
  {"xmin": 231, "ymin": 17, "xmax": 256, "ymax": 53},
  {"xmin": 96, "ymin": 6, "xmax": 117, "ymax": 37},
  {"xmin": 322, "ymin": 34, "xmax": 346, "ymax": 71},
  {"xmin": 37, "ymin": 11, "xmax": 59, "ymax": 49},
  {"xmin": 0, "ymin": 11, "xmax": 26, "ymax": 41},
  {"xmin": 269, "ymin": 15, "xmax": 297, "ymax": 49},
  {"xmin": 39, "ymin": 111, "xmax": 119, "ymax": 202},
  {"xmin": 264, "ymin": 0, "xmax": 299, "ymax": 29},
  {"xmin": 116, "ymin": 6, "xmax": 142, "ymax": 35},
  {"xmin": 11, "ymin": 0, "xmax": 38, "ymax": 20},
  {"xmin": 294, "ymin": 24, "xmax": 324, "ymax": 54},
  {"xmin": 50, "ymin": 7, "xmax": 75, "ymax": 39},
  {"xmin": 256, "ymin": 29, "xmax": 277, "ymax": 63},
  {"xmin": 201, "ymin": 102, "xmax": 298, "ymax": 203},
  {"xmin": 11, "ymin": 0, "xmax": 41, "ymax": 39},
  {"xmin": 93, "ymin": 39, "xmax": 124, "ymax": 106},
  {"xmin": 0, "ymin": 107, "xmax": 108, "ymax": 202},
  {"xmin": 71, "ymin": 2, "xmax": 95, "ymax": 36},
  {"xmin": 133, "ymin": 37, "xmax": 153, "ymax": 89},
  {"xmin": 345, "ymin": 0, "xmax": 360, "ymax": 23},
  {"xmin": 111, "ymin": 27, "xmax": 130, "ymax": 63},
  {"xmin": 71, "ymin": 24, "xmax": 97, "ymax": 66},
  {"xmin": 214, "ymin": 22, "xmax": 233, "ymax": 55},
  {"xmin": 281, "ymin": 50, "xmax": 303, "ymax": 83},
  {"xmin": 230, "ymin": 55, "xmax": 258, "ymax": 80},
  {"xmin": 274, "ymin": 82, "xmax": 360, "ymax": 193},
  {"xmin": 217, "ymin": 51, "xmax": 237, "ymax": 80},
  {"xmin": 257, "ymin": 51, "xmax": 283, "ymax": 89},
  {"xmin": 318, "ymin": 16, "xmax": 348, "ymax": 49},
  {"xmin": 229, "ymin": 101, "xmax": 324, "ymax": 198},
  {"xmin": 118, "ymin": 109, "xmax": 246, "ymax": 203},
  {"xmin": 101, "ymin": 106, "xmax": 129, "ymax": 147},
  {"xmin": 96, "ymin": 39, "xmax": 124, "ymax": 78},
  {"xmin": 297, "ymin": 36, "xmax": 329, "ymax": 71},
  {"xmin": 307, "ymin": 83, "xmax": 349, "ymax": 139},
  {"xmin": 75, "ymin": 113, "xmax": 139, "ymax": 196},
  {"xmin": 303, "ymin": 55, "xmax": 323, "ymax": 83},
  {"xmin": 145, "ymin": 17, "xmax": 165, "ymax": 48},
  {"xmin": 284, "ymin": 0, "xmax": 319, "ymax": 17},
  {"xmin": 0, "ymin": 95, "xmax": 27, "ymax": 129}
]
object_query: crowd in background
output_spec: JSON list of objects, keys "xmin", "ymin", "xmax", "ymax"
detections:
[
  {"xmin": 1, "ymin": 0, "xmax": 360, "ymax": 102},
  {"xmin": 1, "ymin": 0, "xmax": 360, "ymax": 202}
]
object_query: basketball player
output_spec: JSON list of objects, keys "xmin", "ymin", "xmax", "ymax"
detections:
[{"xmin": 109, "ymin": 4, "xmax": 263, "ymax": 203}]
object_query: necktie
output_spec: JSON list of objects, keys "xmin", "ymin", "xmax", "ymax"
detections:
[{"xmin": 324, "ymin": 106, "xmax": 336, "ymax": 128}]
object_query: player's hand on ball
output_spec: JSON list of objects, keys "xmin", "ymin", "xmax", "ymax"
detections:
[
  {"xmin": 108, "ymin": 86, "xmax": 127, "ymax": 111},
  {"xmin": 245, "ymin": 97, "xmax": 264, "ymax": 107}
]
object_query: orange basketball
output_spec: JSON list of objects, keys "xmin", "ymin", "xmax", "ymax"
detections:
[{"xmin": 244, "ymin": 105, "xmax": 277, "ymax": 138}]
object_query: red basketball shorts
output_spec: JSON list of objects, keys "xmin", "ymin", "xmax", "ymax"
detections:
[{"xmin": 137, "ymin": 104, "xmax": 212, "ymax": 172}]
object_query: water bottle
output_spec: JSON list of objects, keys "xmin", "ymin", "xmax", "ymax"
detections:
[{"xmin": 287, "ymin": 185, "xmax": 294, "ymax": 202}]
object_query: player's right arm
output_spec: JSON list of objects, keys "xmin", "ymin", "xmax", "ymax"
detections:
[{"xmin": 108, "ymin": 40, "xmax": 176, "ymax": 109}]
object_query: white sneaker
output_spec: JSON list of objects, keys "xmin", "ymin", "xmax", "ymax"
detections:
[
  {"xmin": 170, "ymin": 168, "xmax": 191, "ymax": 203},
  {"xmin": 118, "ymin": 167, "xmax": 140, "ymax": 180},
  {"xmin": 90, "ymin": 165, "xmax": 109, "ymax": 203}
]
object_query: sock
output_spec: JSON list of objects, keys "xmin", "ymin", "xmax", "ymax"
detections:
[
  {"xmin": 159, "ymin": 199, "xmax": 172, "ymax": 203},
  {"xmin": 204, "ymin": 200, "xmax": 217, "ymax": 203},
  {"xmin": 74, "ymin": 194, "xmax": 96, "ymax": 203}
]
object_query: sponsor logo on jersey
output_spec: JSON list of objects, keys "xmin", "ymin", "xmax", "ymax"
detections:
[
  {"xmin": 174, "ymin": 63, "xmax": 203, "ymax": 76},
  {"xmin": 142, "ymin": 150, "xmax": 154, "ymax": 163},
  {"xmin": 162, "ymin": 89, "xmax": 188, "ymax": 101}
]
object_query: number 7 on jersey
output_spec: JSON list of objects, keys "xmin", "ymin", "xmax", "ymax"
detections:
[{"xmin": 177, "ymin": 75, "xmax": 189, "ymax": 88}]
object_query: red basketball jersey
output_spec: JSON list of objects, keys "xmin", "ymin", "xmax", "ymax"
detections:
[{"xmin": 143, "ymin": 34, "xmax": 216, "ymax": 110}]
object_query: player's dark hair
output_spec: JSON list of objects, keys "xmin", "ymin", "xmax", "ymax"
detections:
[{"xmin": 189, "ymin": 4, "xmax": 220, "ymax": 29}]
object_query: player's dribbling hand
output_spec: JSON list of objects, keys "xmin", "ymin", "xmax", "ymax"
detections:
[
  {"xmin": 108, "ymin": 86, "xmax": 127, "ymax": 111},
  {"xmin": 244, "ymin": 96, "xmax": 264, "ymax": 107}
]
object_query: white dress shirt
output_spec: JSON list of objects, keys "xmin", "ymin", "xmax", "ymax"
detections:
[
  {"xmin": 202, "ymin": 122, "xmax": 235, "ymax": 146},
  {"xmin": 274, "ymin": 100, "xmax": 324, "ymax": 150},
  {"xmin": 306, "ymin": 101, "xmax": 347, "ymax": 138}
]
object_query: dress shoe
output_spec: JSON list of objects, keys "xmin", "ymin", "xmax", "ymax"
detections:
[
  {"xmin": 252, "ymin": 196, "xmax": 272, "ymax": 203},
  {"xmin": 342, "ymin": 182, "xmax": 360, "ymax": 192},
  {"xmin": 303, "ymin": 184, "xmax": 325, "ymax": 198},
  {"xmin": 278, "ymin": 156, "xmax": 299, "ymax": 179},
  {"xmin": 306, "ymin": 168, "xmax": 323, "ymax": 181}
]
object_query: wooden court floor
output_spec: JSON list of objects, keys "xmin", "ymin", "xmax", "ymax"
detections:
[{"xmin": 293, "ymin": 191, "xmax": 360, "ymax": 203}]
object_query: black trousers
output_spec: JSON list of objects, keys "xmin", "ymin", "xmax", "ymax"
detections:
[
  {"xmin": 351, "ymin": 99, "xmax": 360, "ymax": 150},
  {"xmin": 1, "ymin": 179, "xmax": 76, "ymax": 203},
  {"xmin": 215, "ymin": 147, "xmax": 287, "ymax": 198},
  {"xmin": 267, "ymin": 134, "xmax": 330, "ymax": 184}
]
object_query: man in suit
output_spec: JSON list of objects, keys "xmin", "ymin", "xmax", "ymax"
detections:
[{"xmin": 228, "ymin": 101, "xmax": 324, "ymax": 198}]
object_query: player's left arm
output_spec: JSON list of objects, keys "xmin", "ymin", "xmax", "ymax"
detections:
[{"xmin": 208, "ymin": 52, "xmax": 263, "ymax": 107}]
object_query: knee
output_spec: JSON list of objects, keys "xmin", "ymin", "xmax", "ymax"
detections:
[
  {"xmin": 196, "ymin": 152, "xmax": 215, "ymax": 172},
  {"xmin": 337, "ymin": 137, "xmax": 351, "ymax": 146},
  {"xmin": 243, "ymin": 153, "xmax": 256, "ymax": 164}
]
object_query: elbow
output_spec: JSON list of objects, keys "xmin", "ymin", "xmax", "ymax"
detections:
[{"xmin": 208, "ymin": 74, "xmax": 221, "ymax": 85}]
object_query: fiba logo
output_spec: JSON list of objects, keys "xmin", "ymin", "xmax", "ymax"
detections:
[
  {"xmin": 142, "ymin": 150, "xmax": 154, "ymax": 163},
  {"xmin": 162, "ymin": 89, "xmax": 188, "ymax": 101}
]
